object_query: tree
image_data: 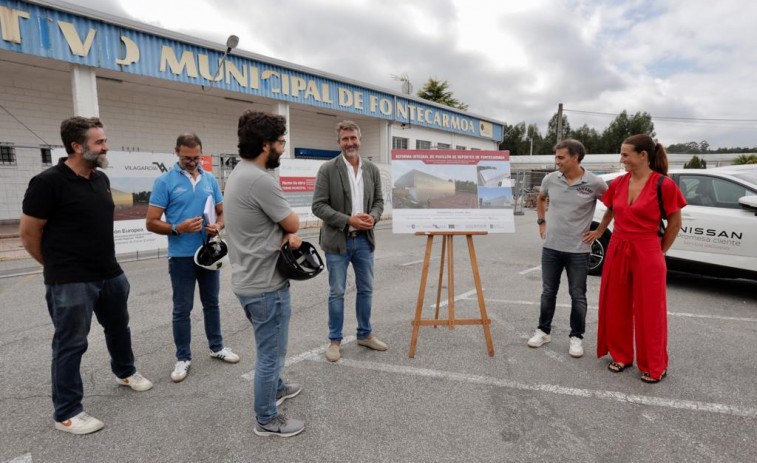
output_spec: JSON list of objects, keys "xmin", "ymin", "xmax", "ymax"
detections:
[
  {"xmin": 568, "ymin": 124, "xmax": 601, "ymax": 154},
  {"xmin": 526, "ymin": 123, "xmax": 547, "ymax": 155},
  {"xmin": 416, "ymin": 78, "xmax": 468, "ymax": 110},
  {"xmin": 598, "ymin": 111, "xmax": 655, "ymax": 153},
  {"xmin": 684, "ymin": 155, "xmax": 707, "ymax": 169},
  {"xmin": 498, "ymin": 122, "xmax": 545, "ymax": 155},
  {"xmin": 666, "ymin": 142, "xmax": 701, "ymax": 154},
  {"xmin": 499, "ymin": 122, "xmax": 526, "ymax": 155},
  {"xmin": 544, "ymin": 112, "xmax": 571, "ymax": 148},
  {"xmin": 733, "ymin": 154, "xmax": 757, "ymax": 165}
]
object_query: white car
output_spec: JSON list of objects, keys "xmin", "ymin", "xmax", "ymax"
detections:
[{"xmin": 588, "ymin": 164, "xmax": 757, "ymax": 280}]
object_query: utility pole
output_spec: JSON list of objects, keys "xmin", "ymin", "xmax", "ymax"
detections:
[{"xmin": 556, "ymin": 103, "xmax": 564, "ymax": 143}]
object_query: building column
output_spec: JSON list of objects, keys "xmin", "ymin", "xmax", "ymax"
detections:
[
  {"xmin": 271, "ymin": 102, "xmax": 291, "ymax": 158},
  {"xmin": 71, "ymin": 65, "xmax": 99, "ymax": 117},
  {"xmin": 379, "ymin": 122, "xmax": 390, "ymax": 164}
]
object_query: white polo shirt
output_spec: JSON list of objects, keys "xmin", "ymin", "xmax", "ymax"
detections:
[{"xmin": 342, "ymin": 155, "xmax": 364, "ymax": 231}]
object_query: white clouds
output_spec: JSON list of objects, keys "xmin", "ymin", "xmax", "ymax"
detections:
[{"xmin": 56, "ymin": 0, "xmax": 757, "ymax": 148}]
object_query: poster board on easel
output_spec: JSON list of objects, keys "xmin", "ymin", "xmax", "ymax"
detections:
[{"xmin": 389, "ymin": 150, "xmax": 513, "ymax": 357}]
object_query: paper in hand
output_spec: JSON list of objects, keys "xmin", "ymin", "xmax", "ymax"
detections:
[{"xmin": 203, "ymin": 195, "xmax": 217, "ymax": 225}]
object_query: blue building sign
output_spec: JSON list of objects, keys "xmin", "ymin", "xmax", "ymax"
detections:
[{"xmin": 0, "ymin": 0, "xmax": 503, "ymax": 140}]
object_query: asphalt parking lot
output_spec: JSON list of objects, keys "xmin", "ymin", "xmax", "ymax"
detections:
[{"xmin": 1, "ymin": 210, "xmax": 756, "ymax": 462}]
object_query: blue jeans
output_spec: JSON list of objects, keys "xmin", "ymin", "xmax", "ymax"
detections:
[
  {"xmin": 538, "ymin": 248, "xmax": 589, "ymax": 339},
  {"xmin": 45, "ymin": 273, "xmax": 136, "ymax": 422},
  {"xmin": 238, "ymin": 283, "xmax": 291, "ymax": 424},
  {"xmin": 325, "ymin": 234, "xmax": 374, "ymax": 342},
  {"xmin": 168, "ymin": 257, "xmax": 223, "ymax": 361}
]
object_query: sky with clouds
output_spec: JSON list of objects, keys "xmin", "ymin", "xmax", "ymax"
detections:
[{"xmin": 60, "ymin": 0, "xmax": 756, "ymax": 149}]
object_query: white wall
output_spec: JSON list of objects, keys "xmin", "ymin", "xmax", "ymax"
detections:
[
  {"xmin": 289, "ymin": 109, "xmax": 383, "ymax": 162},
  {"xmin": 0, "ymin": 61, "xmax": 74, "ymax": 221},
  {"xmin": 0, "ymin": 58, "xmax": 498, "ymax": 221},
  {"xmin": 390, "ymin": 124, "xmax": 498, "ymax": 152}
]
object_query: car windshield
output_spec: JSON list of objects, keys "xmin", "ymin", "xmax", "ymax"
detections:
[{"xmin": 731, "ymin": 171, "xmax": 757, "ymax": 186}]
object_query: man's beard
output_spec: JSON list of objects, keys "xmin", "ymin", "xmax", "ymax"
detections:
[
  {"xmin": 83, "ymin": 148, "xmax": 108, "ymax": 168},
  {"xmin": 265, "ymin": 152, "xmax": 281, "ymax": 169},
  {"xmin": 343, "ymin": 148, "xmax": 358, "ymax": 158}
]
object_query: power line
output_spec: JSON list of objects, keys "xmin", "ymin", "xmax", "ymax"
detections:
[
  {"xmin": 0, "ymin": 103, "xmax": 50, "ymax": 145},
  {"xmin": 563, "ymin": 108, "xmax": 757, "ymax": 123}
]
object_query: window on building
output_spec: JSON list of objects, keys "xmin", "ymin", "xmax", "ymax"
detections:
[
  {"xmin": 471, "ymin": 147, "xmax": 481, "ymax": 151},
  {"xmin": 0, "ymin": 145, "xmax": 16, "ymax": 166},
  {"xmin": 41, "ymin": 147, "xmax": 52, "ymax": 165},
  {"xmin": 416, "ymin": 140, "xmax": 431, "ymax": 149},
  {"xmin": 436, "ymin": 143, "xmax": 450, "ymax": 150},
  {"xmin": 392, "ymin": 137, "xmax": 408, "ymax": 150},
  {"xmin": 456, "ymin": 145, "xmax": 466, "ymax": 150}
]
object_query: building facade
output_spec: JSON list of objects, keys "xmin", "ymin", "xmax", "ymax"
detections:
[{"xmin": 0, "ymin": 0, "xmax": 504, "ymax": 222}]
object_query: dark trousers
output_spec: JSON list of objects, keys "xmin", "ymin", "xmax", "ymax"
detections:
[
  {"xmin": 168, "ymin": 257, "xmax": 223, "ymax": 361},
  {"xmin": 537, "ymin": 248, "xmax": 589, "ymax": 339},
  {"xmin": 45, "ymin": 273, "xmax": 136, "ymax": 421}
]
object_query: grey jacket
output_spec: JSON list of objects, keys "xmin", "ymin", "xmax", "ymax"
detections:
[{"xmin": 311, "ymin": 155, "xmax": 384, "ymax": 254}]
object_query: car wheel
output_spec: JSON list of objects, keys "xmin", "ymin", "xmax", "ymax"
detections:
[{"xmin": 588, "ymin": 226, "xmax": 611, "ymax": 276}]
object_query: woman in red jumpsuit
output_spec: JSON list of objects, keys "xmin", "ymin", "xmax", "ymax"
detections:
[{"xmin": 587, "ymin": 135, "xmax": 686, "ymax": 383}]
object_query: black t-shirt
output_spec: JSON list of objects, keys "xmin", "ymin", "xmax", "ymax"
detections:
[{"xmin": 22, "ymin": 157, "xmax": 122, "ymax": 284}]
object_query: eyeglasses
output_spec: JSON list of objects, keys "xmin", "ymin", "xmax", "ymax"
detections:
[
  {"xmin": 180, "ymin": 156, "xmax": 201, "ymax": 164},
  {"xmin": 275, "ymin": 138, "xmax": 286, "ymax": 147}
]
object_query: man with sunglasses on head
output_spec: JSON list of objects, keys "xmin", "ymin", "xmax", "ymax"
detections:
[{"xmin": 146, "ymin": 133, "xmax": 239, "ymax": 383}]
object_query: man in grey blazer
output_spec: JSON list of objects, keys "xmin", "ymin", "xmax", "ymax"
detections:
[{"xmin": 312, "ymin": 120, "xmax": 386, "ymax": 362}]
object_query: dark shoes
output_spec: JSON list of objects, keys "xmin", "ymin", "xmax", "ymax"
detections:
[
  {"xmin": 254, "ymin": 414, "xmax": 305, "ymax": 438},
  {"xmin": 276, "ymin": 382, "xmax": 302, "ymax": 406},
  {"xmin": 641, "ymin": 370, "xmax": 668, "ymax": 383},
  {"xmin": 608, "ymin": 361, "xmax": 633, "ymax": 373}
]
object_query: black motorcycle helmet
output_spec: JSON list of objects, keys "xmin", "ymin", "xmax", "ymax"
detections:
[
  {"xmin": 277, "ymin": 241, "xmax": 324, "ymax": 281},
  {"xmin": 193, "ymin": 238, "xmax": 229, "ymax": 271}
]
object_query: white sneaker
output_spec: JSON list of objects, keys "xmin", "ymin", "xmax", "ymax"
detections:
[
  {"xmin": 569, "ymin": 337, "xmax": 584, "ymax": 358},
  {"xmin": 54, "ymin": 411, "xmax": 104, "ymax": 435},
  {"xmin": 116, "ymin": 372, "xmax": 153, "ymax": 392},
  {"xmin": 527, "ymin": 329, "xmax": 551, "ymax": 348},
  {"xmin": 209, "ymin": 347, "xmax": 240, "ymax": 364},
  {"xmin": 171, "ymin": 360, "xmax": 191, "ymax": 382}
]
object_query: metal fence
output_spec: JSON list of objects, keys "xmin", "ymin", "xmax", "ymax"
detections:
[{"xmin": 512, "ymin": 170, "xmax": 551, "ymax": 215}]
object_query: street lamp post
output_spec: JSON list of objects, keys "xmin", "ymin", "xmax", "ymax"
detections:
[{"xmin": 202, "ymin": 35, "xmax": 239, "ymax": 91}]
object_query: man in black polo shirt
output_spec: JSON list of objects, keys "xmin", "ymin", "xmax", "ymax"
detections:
[{"xmin": 19, "ymin": 116, "xmax": 153, "ymax": 435}]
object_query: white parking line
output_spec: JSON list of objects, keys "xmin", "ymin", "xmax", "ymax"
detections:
[
  {"xmin": 474, "ymin": 298, "xmax": 757, "ymax": 323},
  {"xmin": 4, "ymin": 454, "xmax": 33, "ymax": 463},
  {"xmin": 400, "ymin": 257, "xmax": 438, "ymax": 267},
  {"xmin": 308, "ymin": 357, "xmax": 757, "ymax": 418},
  {"xmin": 519, "ymin": 265, "xmax": 542, "ymax": 275},
  {"xmin": 428, "ymin": 289, "xmax": 479, "ymax": 309},
  {"xmin": 241, "ymin": 335, "xmax": 357, "ymax": 381}
]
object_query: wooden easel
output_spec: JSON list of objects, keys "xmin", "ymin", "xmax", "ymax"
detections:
[{"xmin": 408, "ymin": 231, "xmax": 494, "ymax": 357}]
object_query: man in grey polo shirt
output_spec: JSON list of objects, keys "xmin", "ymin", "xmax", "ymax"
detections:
[
  {"xmin": 527, "ymin": 139, "xmax": 607, "ymax": 357},
  {"xmin": 224, "ymin": 110, "xmax": 304, "ymax": 438}
]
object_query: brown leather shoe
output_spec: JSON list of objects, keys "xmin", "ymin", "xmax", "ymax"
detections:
[
  {"xmin": 357, "ymin": 336, "xmax": 388, "ymax": 351},
  {"xmin": 325, "ymin": 343, "xmax": 341, "ymax": 362}
]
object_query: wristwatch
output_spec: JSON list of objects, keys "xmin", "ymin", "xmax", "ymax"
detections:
[
  {"xmin": 171, "ymin": 224, "xmax": 179, "ymax": 236},
  {"xmin": 537, "ymin": 218, "xmax": 546, "ymax": 225}
]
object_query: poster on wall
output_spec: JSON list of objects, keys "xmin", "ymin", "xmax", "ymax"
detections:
[
  {"xmin": 278, "ymin": 158, "xmax": 393, "ymax": 228},
  {"xmin": 390, "ymin": 150, "xmax": 514, "ymax": 234},
  {"xmin": 279, "ymin": 158, "xmax": 324, "ymax": 227},
  {"xmin": 53, "ymin": 149, "xmax": 183, "ymax": 255}
]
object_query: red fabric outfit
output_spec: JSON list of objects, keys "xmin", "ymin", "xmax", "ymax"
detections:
[{"xmin": 596, "ymin": 171, "xmax": 686, "ymax": 379}]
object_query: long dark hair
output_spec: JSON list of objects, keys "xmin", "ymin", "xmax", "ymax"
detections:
[{"xmin": 623, "ymin": 134, "xmax": 668, "ymax": 176}]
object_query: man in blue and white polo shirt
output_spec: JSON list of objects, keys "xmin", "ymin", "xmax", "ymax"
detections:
[{"xmin": 146, "ymin": 133, "xmax": 239, "ymax": 382}]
